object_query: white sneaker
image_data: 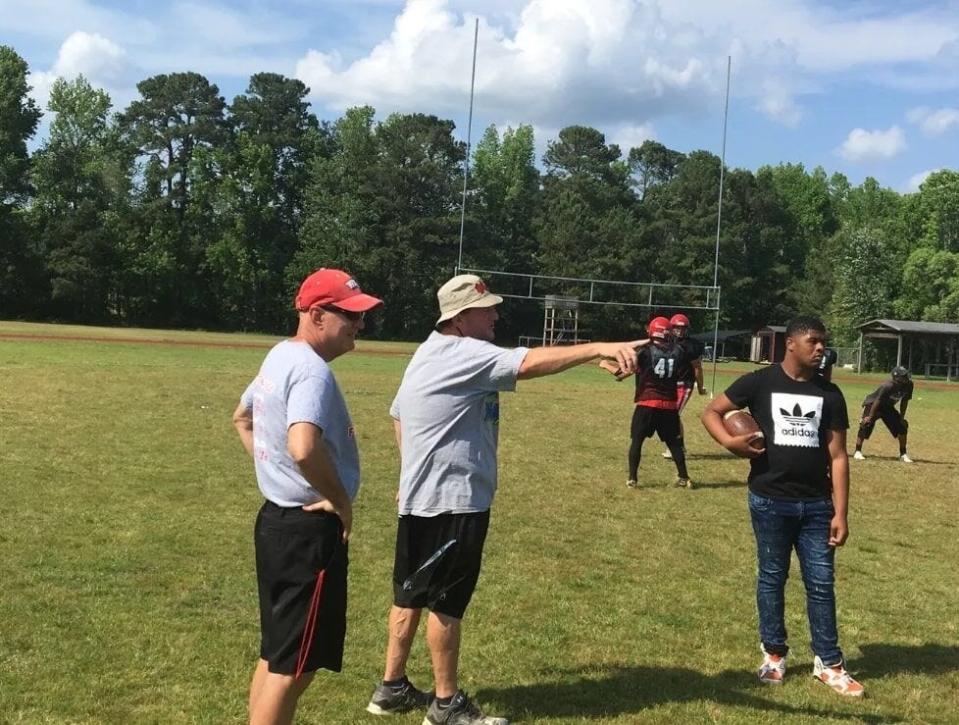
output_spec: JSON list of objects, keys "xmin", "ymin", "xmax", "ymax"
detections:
[
  {"xmin": 853, "ymin": 451, "xmax": 866, "ymax": 460},
  {"xmin": 900, "ymin": 454, "xmax": 913, "ymax": 463},
  {"xmin": 662, "ymin": 450, "xmax": 673, "ymax": 459},
  {"xmin": 626, "ymin": 479, "xmax": 638, "ymax": 489},
  {"xmin": 812, "ymin": 656, "xmax": 864, "ymax": 697},
  {"xmin": 757, "ymin": 645, "xmax": 786, "ymax": 685}
]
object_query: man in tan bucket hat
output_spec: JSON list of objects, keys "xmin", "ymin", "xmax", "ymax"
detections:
[
  {"xmin": 366, "ymin": 274, "xmax": 646, "ymax": 725},
  {"xmin": 434, "ymin": 274, "xmax": 503, "ymax": 327}
]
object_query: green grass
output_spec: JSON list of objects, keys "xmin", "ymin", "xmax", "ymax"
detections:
[{"xmin": 1, "ymin": 322, "xmax": 957, "ymax": 724}]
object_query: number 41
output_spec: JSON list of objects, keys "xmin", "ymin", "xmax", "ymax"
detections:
[{"xmin": 654, "ymin": 357, "xmax": 674, "ymax": 378}]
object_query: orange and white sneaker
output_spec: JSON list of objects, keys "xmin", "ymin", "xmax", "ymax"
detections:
[
  {"xmin": 812, "ymin": 656, "xmax": 864, "ymax": 697},
  {"xmin": 758, "ymin": 645, "xmax": 787, "ymax": 685}
]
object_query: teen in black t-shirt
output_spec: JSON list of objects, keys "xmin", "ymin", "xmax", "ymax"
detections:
[
  {"xmin": 723, "ymin": 363, "xmax": 848, "ymax": 500},
  {"xmin": 700, "ymin": 316, "xmax": 863, "ymax": 697}
]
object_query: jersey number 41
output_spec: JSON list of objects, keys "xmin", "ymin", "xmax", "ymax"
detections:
[{"xmin": 654, "ymin": 357, "xmax": 675, "ymax": 379}]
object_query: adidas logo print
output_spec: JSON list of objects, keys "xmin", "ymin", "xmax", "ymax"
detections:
[
  {"xmin": 777, "ymin": 401, "xmax": 818, "ymax": 440},
  {"xmin": 771, "ymin": 393, "xmax": 822, "ymax": 447},
  {"xmin": 779, "ymin": 403, "xmax": 817, "ymax": 426}
]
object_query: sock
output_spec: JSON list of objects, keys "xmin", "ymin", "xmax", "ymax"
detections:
[
  {"xmin": 900, "ymin": 447, "xmax": 907, "ymax": 456},
  {"xmin": 383, "ymin": 677, "xmax": 408, "ymax": 688},
  {"xmin": 435, "ymin": 694, "xmax": 455, "ymax": 708}
]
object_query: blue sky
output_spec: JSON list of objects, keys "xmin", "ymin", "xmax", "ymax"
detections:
[{"xmin": 5, "ymin": 0, "xmax": 958, "ymax": 192}]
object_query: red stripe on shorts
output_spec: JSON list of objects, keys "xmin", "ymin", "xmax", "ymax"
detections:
[{"xmin": 294, "ymin": 569, "xmax": 326, "ymax": 680}]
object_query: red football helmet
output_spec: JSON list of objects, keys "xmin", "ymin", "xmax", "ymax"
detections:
[
  {"xmin": 649, "ymin": 316, "xmax": 671, "ymax": 340},
  {"xmin": 670, "ymin": 313, "xmax": 690, "ymax": 338}
]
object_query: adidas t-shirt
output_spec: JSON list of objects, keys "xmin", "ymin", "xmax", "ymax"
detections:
[{"xmin": 724, "ymin": 364, "xmax": 848, "ymax": 501}]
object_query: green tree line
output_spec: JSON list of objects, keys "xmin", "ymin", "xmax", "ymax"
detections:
[{"xmin": 2, "ymin": 46, "xmax": 958, "ymax": 344}]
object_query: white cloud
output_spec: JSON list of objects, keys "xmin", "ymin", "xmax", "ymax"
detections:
[
  {"xmin": 0, "ymin": 0, "xmax": 153, "ymax": 41},
  {"xmin": 608, "ymin": 123, "xmax": 656, "ymax": 153},
  {"xmin": 907, "ymin": 106, "xmax": 959, "ymax": 136},
  {"xmin": 54, "ymin": 31, "xmax": 126, "ymax": 80},
  {"xmin": 756, "ymin": 81, "xmax": 803, "ymax": 127},
  {"xmin": 294, "ymin": 0, "xmax": 959, "ymax": 137},
  {"xmin": 658, "ymin": 0, "xmax": 959, "ymax": 73},
  {"xmin": 838, "ymin": 126, "xmax": 906, "ymax": 162},
  {"xmin": 27, "ymin": 31, "xmax": 128, "ymax": 110},
  {"xmin": 296, "ymin": 0, "xmax": 721, "ymax": 130},
  {"xmin": 903, "ymin": 168, "xmax": 942, "ymax": 193}
]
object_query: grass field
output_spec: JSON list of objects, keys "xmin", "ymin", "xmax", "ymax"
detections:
[{"xmin": 1, "ymin": 320, "xmax": 957, "ymax": 724}]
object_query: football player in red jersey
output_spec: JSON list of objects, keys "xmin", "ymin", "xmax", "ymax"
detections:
[
  {"xmin": 601, "ymin": 316, "xmax": 694, "ymax": 489},
  {"xmin": 663, "ymin": 313, "xmax": 707, "ymax": 459}
]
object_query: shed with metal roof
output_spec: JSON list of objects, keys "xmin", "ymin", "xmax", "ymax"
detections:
[{"xmin": 857, "ymin": 319, "xmax": 959, "ymax": 379}]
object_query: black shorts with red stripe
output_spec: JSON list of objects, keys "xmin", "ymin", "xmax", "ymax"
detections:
[{"xmin": 254, "ymin": 501, "xmax": 348, "ymax": 675}]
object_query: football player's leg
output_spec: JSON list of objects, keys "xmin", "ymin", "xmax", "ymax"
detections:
[{"xmin": 661, "ymin": 412, "xmax": 688, "ymax": 479}]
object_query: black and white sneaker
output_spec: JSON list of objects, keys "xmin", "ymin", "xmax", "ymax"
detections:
[
  {"xmin": 422, "ymin": 690, "xmax": 508, "ymax": 725},
  {"xmin": 366, "ymin": 677, "xmax": 433, "ymax": 716}
]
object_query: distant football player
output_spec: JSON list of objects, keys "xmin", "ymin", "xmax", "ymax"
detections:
[
  {"xmin": 853, "ymin": 366, "xmax": 914, "ymax": 463},
  {"xmin": 816, "ymin": 347, "xmax": 839, "ymax": 382},
  {"xmin": 662, "ymin": 313, "xmax": 707, "ymax": 460},
  {"xmin": 601, "ymin": 316, "xmax": 693, "ymax": 489}
]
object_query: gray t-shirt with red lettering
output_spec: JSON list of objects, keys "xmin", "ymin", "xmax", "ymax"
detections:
[
  {"xmin": 241, "ymin": 340, "xmax": 360, "ymax": 507},
  {"xmin": 390, "ymin": 332, "xmax": 528, "ymax": 517}
]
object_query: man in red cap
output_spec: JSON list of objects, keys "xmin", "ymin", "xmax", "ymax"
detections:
[{"xmin": 233, "ymin": 268, "xmax": 383, "ymax": 725}]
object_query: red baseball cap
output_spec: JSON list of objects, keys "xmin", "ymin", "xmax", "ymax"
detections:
[{"xmin": 294, "ymin": 269, "xmax": 384, "ymax": 312}]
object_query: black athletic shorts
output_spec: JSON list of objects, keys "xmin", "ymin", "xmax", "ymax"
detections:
[
  {"xmin": 857, "ymin": 405, "xmax": 908, "ymax": 439},
  {"xmin": 392, "ymin": 510, "xmax": 490, "ymax": 619},
  {"xmin": 255, "ymin": 501, "xmax": 348, "ymax": 675},
  {"xmin": 631, "ymin": 405, "xmax": 681, "ymax": 443}
]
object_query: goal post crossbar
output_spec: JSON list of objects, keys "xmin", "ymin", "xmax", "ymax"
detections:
[{"xmin": 456, "ymin": 266, "xmax": 721, "ymax": 311}]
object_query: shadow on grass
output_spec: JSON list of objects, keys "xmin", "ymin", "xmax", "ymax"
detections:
[
  {"xmin": 853, "ymin": 455, "xmax": 953, "ymax": 465},
  {"xmin": 478, "ymin": 663, "xmax": 899, "ymax": 722},
  {"xmin": 850, "ymin": 643, "xmax": 959, "ymax": 678},
  {"xmin": 688, "ymin": 479, "xmax": 745, "ymax": 489},
  {"xmin": 685, "ymin": 452, "xmax": 741, "ymax": 461}
]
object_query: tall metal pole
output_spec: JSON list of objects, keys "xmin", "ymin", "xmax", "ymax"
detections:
[
  {"xmin": 456, "ymin": 18, "xmax": 479, "ymax": 273},
  {"xmin": 710, "ymin": 56, "xmax": 731, "ymax": 396}
]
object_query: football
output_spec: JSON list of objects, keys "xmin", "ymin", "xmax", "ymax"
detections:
[{"xmin": 723, "ymin": 409, "xmax": 765, "ymax": 449}]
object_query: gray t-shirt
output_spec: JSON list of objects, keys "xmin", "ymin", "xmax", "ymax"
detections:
[
  {"xmin": 390, "ymin": 332, "xmax": 528, "ymax": 516},
  {"xmin": 241, "ymin": 340, "xmax": 360, "ymax": 507}
]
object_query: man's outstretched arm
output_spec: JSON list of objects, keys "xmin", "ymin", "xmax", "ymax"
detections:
[{"xmin": 517, "ymin": 340, "xmax": 649, "ymax": 380}]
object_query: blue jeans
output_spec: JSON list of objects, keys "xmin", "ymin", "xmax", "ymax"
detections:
[{"xmin": 748, "ymin": 491, "xmax": 843, "ymax": 665}]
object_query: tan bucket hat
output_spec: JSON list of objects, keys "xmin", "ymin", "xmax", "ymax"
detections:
[{"xmin": 435, "ymin": 274, "xmax": 503, "ymax": 325}]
